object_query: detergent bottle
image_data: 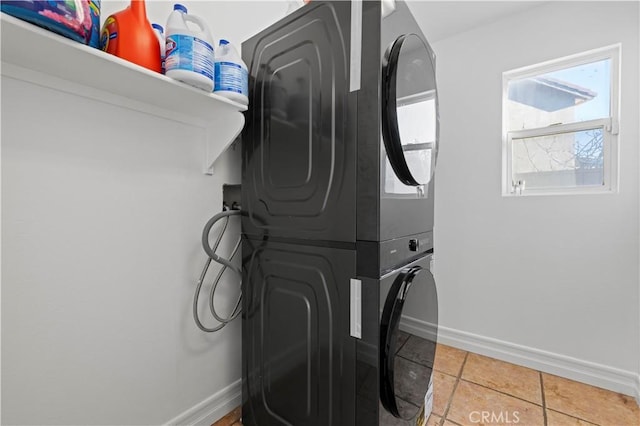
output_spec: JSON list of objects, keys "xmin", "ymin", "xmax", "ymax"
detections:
[
  {"xmin": 88, "ymin": 0, "xmax": 101, "ymax": 48},
  {"xmin": 165, "ymin": 4, "xmax": 215, "ymax": 92},
  {"xmin": 1, "ymin": 0, "xmax": 100, "ymax": 46},
  {"xmin": 100, "ymin": 0, "xmax": 161, "ymax": 73},
  {"xmin": 152, "ymin": 23, "xmax": 166, "ymax": 74},
  {"xmin": 214, "ymin": 39, "xmax": 248, "ymax": 105}
]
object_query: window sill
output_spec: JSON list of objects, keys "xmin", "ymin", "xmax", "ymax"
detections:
[{"xmin": 502, "ymin": 187, "xmax": 617, "ymax": 197}]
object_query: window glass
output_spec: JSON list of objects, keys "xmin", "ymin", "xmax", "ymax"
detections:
[
  {"xmin": 506, "ymin": 58, "xmax": 611, "ymax": 131},
  {"xmin": 512, "ymin": 128, "xmax": 605, "ymax": 190}
]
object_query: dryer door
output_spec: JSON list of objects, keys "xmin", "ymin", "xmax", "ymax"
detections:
[
  {"xmin": 379, "ymin": 265, "xmax": 438, "ymax": 420},
  {"xmin": 382, "ymin": 33, "xmax": 438, "ymax": 188}
]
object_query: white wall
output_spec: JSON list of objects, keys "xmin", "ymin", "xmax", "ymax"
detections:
[
  {"xmin": 1, "ymin": 1, "xmax": 286, "ymax": 424},
  {"xmin": 430, "ymin": 1, "xmax": 640, "ymax": 396}
]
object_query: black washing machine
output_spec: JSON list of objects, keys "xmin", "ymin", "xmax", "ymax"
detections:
[{"xmin": 241, "ymin": 1, "xmax": 439, "ymax": 424}]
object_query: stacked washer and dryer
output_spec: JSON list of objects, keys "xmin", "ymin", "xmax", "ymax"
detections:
[{"xmin": 240, "ymin": 1, "xmax": 439, "ymax": 425}]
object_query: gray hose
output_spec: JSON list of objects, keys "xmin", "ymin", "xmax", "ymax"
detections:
[
  {"xmin": 193, "ymin": 209, "xmax": 242, "ymax": 333},
  {"xmin": 201, "ymin": 210, "xmax": 242, "ymax": 275},
  {"xmin": 209, "ymin": 237, "xmax": 242, "ymax": 323}
]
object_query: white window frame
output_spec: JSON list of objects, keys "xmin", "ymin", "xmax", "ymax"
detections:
[{"xmin": 502, "ymin": 44, "xmax": 621, "ymax": 196}]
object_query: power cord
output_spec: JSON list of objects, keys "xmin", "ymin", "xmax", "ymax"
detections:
[{"xmin": 193, "ymin": 207, "xmax": 242, "ymax": 333}]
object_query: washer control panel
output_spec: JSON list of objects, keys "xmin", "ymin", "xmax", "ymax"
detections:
[{"xmin": 380, "ymin": 231, "xmax": 433, "ymax": 273}]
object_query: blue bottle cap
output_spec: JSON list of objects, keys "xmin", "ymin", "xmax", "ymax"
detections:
[
  {"xmin": 219, "ymin": 39, "xmax": 229, "ymax": 46},
  {"xmin": 152, "ymin": 23, "xmax": 164, "ymax": 33},
  {"xmin": 174, "ymin": 4, "xmax": 187, "ymax": 13}
]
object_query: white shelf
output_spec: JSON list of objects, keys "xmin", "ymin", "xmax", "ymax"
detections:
[{"xmin": 0, "ymin": 13, "xmax": 246, "ymax": 174}]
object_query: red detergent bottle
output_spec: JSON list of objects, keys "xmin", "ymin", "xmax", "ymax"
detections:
[{"xmin": 100, "ymin": 0, "xmax": 161, "ymax": 73}]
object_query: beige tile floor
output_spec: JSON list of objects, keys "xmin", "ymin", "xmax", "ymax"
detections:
[{"xmin": 213, "ymin": 344, "xmax": 640, "ymax": 426}]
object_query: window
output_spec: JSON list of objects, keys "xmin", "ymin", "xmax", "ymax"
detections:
[{"xmin": 502, "ymin": 45, "xmax": 620, "ymax": 196}]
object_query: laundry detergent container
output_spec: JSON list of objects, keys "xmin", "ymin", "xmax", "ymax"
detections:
[{"xmin": 1, "ymin": 0, "xmax": 101, "ymax": 47}]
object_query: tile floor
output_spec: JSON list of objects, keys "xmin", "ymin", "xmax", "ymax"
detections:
[{"xmin": 212, "ymin": 344, "xmax": 640, "ymax": 426}]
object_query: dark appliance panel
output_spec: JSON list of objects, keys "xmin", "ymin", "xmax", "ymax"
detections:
[
  {"xmin": 242, "ymin": 238, "xmax": 356, "ymax": 426},
  {"xmin": 242, "ymin": 1, "xmax": 357, "ymax": 243}
]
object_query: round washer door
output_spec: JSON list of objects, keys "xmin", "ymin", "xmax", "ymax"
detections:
[
  {"xmin": 379, "ymin": 265, "xmax": 438, "ymax": 420},
  {"xmin": 382, "ymin": 33, "xmax": 439, "ymax": 187}
]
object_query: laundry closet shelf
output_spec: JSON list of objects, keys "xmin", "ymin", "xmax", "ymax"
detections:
[{"xmin": 0, "ymin": 13, "xmax": 246, "ymax": 174}]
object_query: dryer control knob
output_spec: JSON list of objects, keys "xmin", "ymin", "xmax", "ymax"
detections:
[{"xmin": 409, "ymin": 238, "xmax": 419, "ymax": 251}]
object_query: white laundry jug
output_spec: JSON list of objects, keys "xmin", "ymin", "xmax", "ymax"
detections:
[
  {"xmin": 214, "ymin": 39, "xmax": 249, "ymax": 105},
  {"xmin": 165, "ymin": 4, "xmax": 215, "ymax": 92}
]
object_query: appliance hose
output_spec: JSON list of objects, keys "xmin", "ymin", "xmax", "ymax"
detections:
[{"xmin": 193, "ymin": 209, "xmax": 242, "ymax": 333}]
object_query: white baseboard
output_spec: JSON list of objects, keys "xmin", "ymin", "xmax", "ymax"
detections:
[
  {"xmin": 401, "ymin": 316, "xmax": 640, "ymax": 401},
  {"xmin": 164, "ymin": 379, "xmax": 241, "ymax": 426}
]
